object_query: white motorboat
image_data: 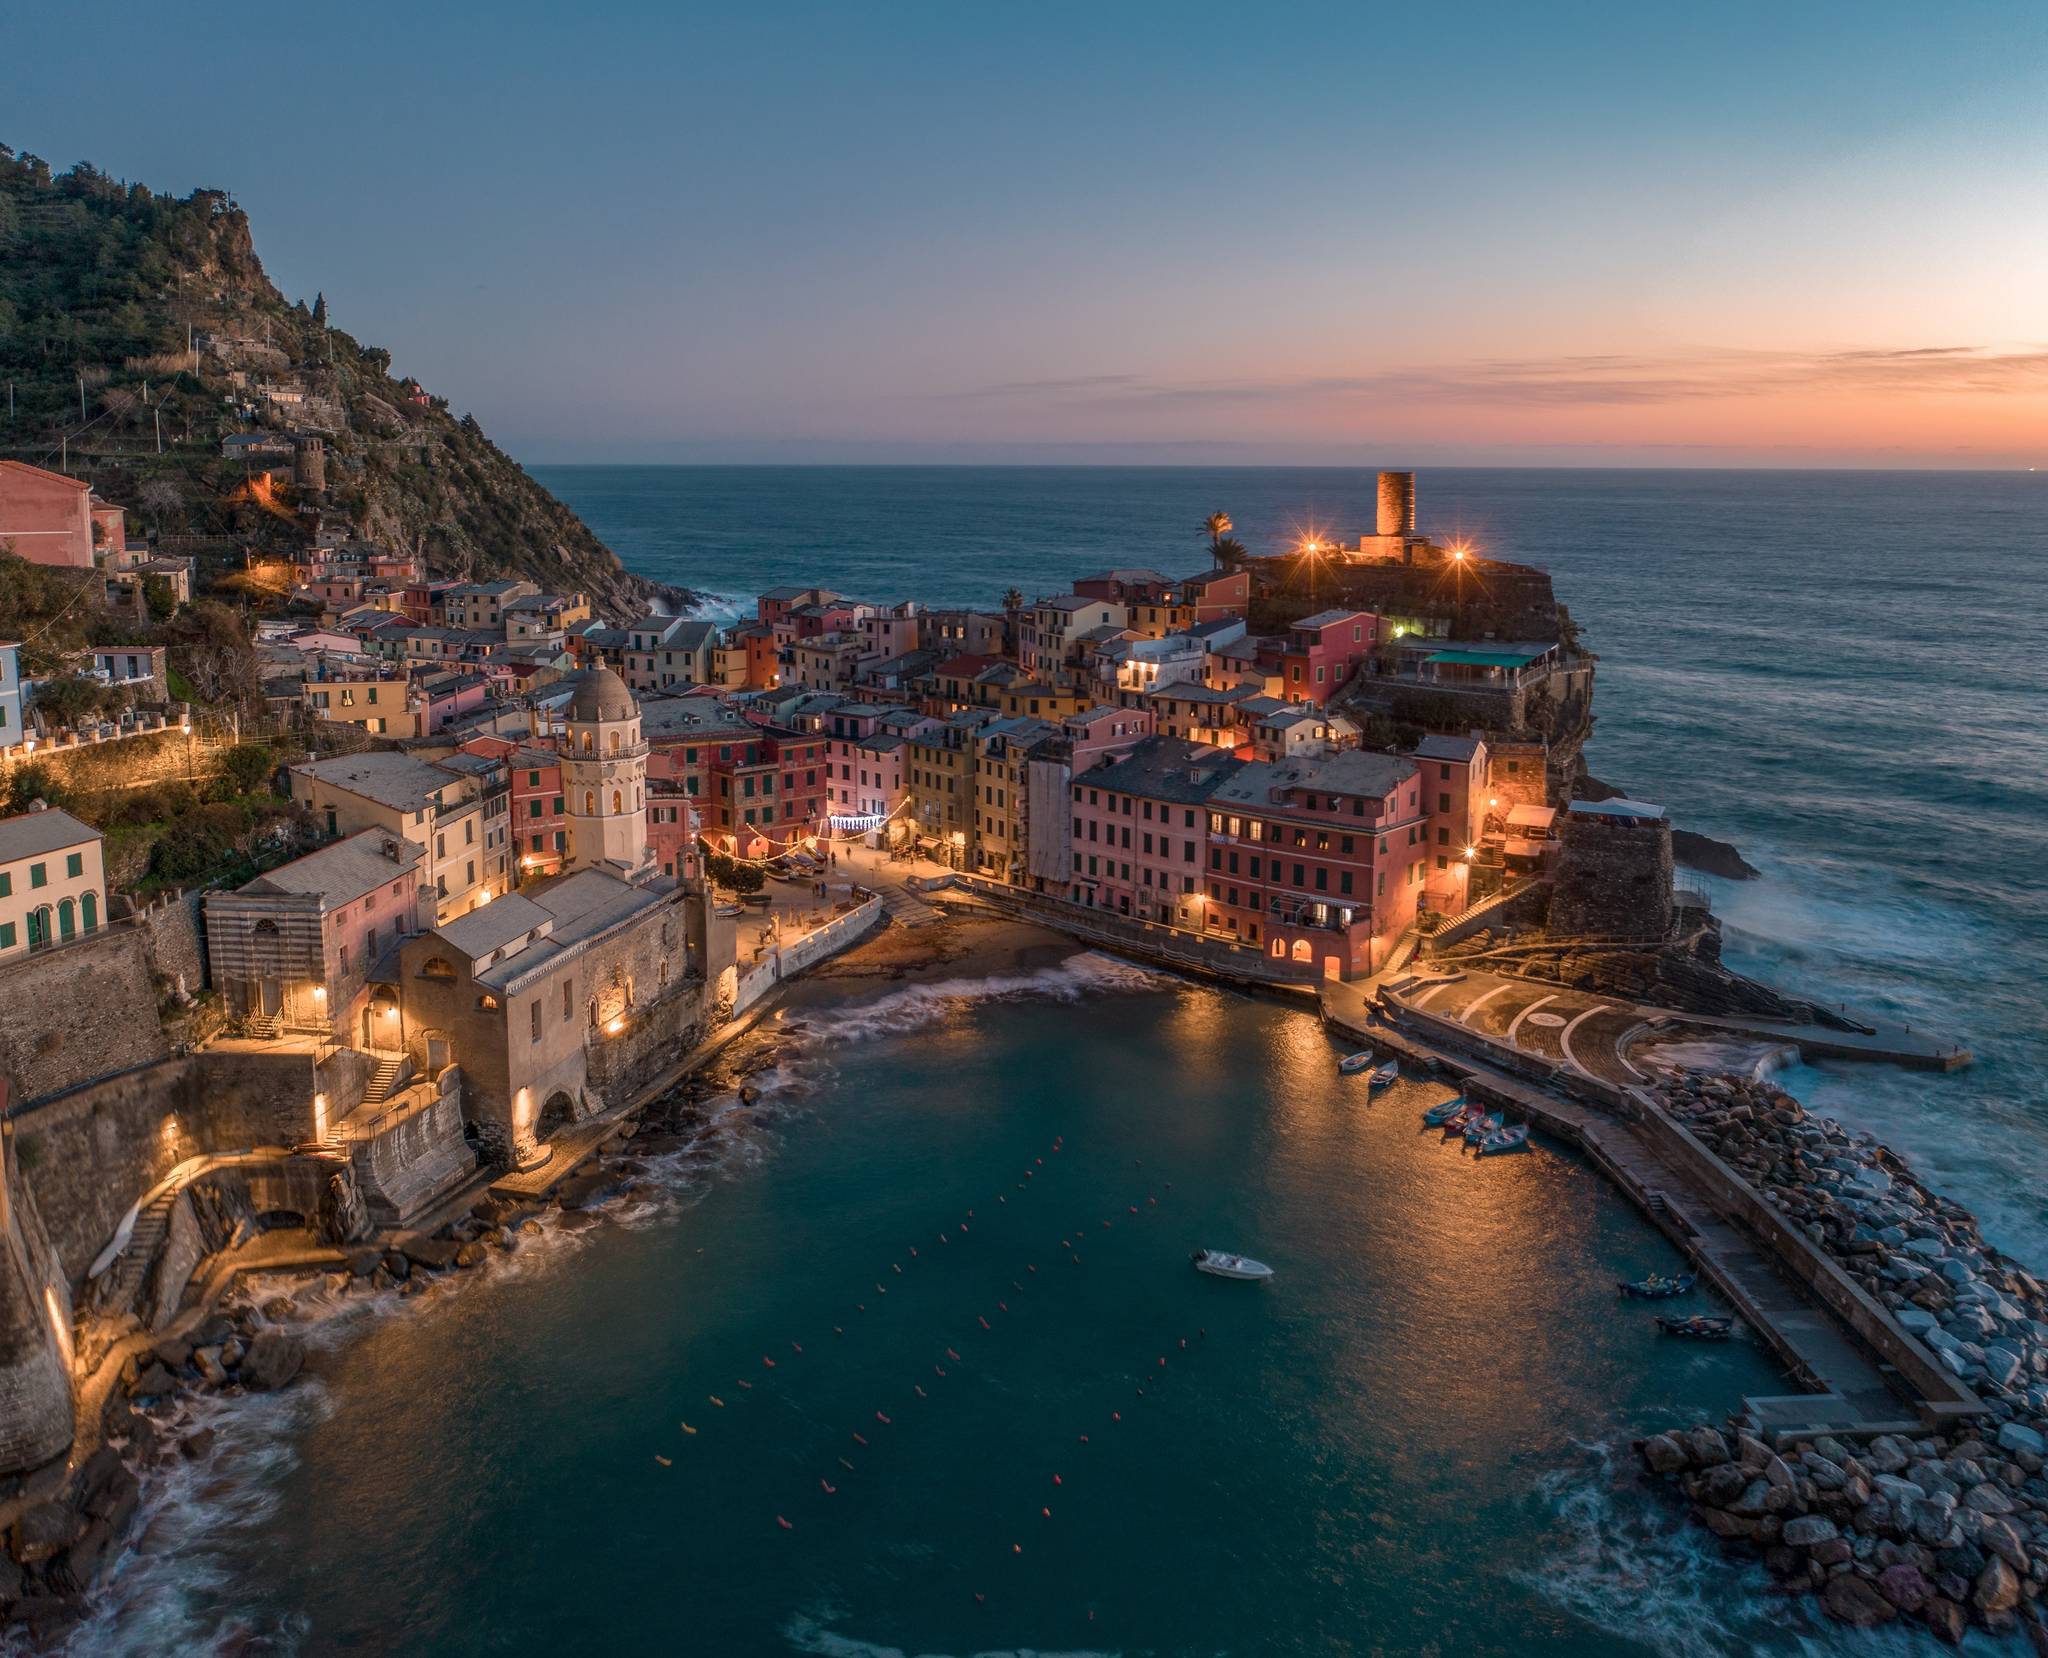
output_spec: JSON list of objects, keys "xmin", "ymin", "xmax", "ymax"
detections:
[
  {"xmin": 1192, "ymin": 1248, "xmax": 1273, "ymax": 1281},
  {"xmin": 1368, "ymin": 1061, "xmax": 1399, "ymax": 1089},
  {"xmin": 1337, "ymin": 1051, "xmax": 1376, "ymax": 1076}
]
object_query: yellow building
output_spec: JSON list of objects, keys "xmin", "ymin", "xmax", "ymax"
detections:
[
  {"xmin": 0, "ymin": 807, "xmax": 107, "ymax": 957},
  {"xmin": 290, "ymin": 751, "xmax": 507, "ymax": 923},
  {"xmin": 302, "ymin": 673, "xmax": 421, "ymax": 737},
  {"xmin": 906, "ymin": 711, "xmax": 990, "ymax": 865}
]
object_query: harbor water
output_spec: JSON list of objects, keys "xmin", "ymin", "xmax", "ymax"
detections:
[{"xmin": 80, "ymin": 969, "xmax": 1820, "ymax": 1656}]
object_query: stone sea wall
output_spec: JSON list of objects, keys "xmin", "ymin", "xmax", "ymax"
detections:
[{"xmin": 1636, "ymin": 1072, "xmax": 2048, "ymax": 1644}]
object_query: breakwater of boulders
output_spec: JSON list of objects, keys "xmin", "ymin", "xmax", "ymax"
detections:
[{"xmin": 1634, "ymin": 1073, "xmax": 2048, "ymax": 1644}]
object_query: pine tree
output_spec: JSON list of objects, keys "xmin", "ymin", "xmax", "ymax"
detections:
[{"xmin": 311, "ymin": 291, "xmax": 328, "ymax": 327}]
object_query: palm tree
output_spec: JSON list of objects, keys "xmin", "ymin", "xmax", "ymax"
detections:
[
  {"xmin": 1000, "ymin": 587, "xmax": 1023, "ymax": 616},
  {"xmin": 1203, "ymin": 511, "xmax": 1232, "ymax": 543},
  {"xmin": 1210, "ymin": 536, "xmax": 1250, "ymax": 571}
]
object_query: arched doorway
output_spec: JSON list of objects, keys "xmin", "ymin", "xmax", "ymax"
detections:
[
  {"xmin": 538, "ymin": 1091, "xmax": 576, "ymax": 1140},
  {"xmin": 26, "ymin": 905, "xmax": 50, "ymax": 951},
  {"xmin": 57, "ymin": 898, "xmax": 75, "ymax": 942},
  {"xmin": 364, "ymin": 985, "xmax": 401, "ymax": 1050}
]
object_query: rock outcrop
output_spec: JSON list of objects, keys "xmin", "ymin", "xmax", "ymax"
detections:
[{"xmin": 1635, "ymin": 1073, "xmax": 2048, "ymax": 1643}]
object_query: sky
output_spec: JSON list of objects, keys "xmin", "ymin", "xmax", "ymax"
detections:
[{"xmin": 10, "ymin": 1, "xmax": 2048, "ymax": 466}]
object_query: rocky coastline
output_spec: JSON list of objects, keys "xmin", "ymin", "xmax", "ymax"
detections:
[
  {"xmin": 2, "ymin": 915, "xmax": 1070, "ymax": 1644},
  {"xmin": 1635, "ymin": 1072, "xmax": 2048, "ymax": 1645}
]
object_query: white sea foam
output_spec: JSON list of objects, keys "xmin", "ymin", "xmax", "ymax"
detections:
[
  {"xmin": 783, "ymin": 1610, "xmax": 1120, "ymax": 1658},
  {"xmin": 792, "ymin": 952, "xmax": 1164, "ymax": 1048},
  {"xmin": 1520, "ymin": 1441, "xmax": 1968, "ymax": 1658}
]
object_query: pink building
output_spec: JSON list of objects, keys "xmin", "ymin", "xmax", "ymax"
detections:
[
  {"xmin": 1261, "ymin": 609, "xmax": 1378, "ymax": 706},
  {"xmin": 824, "ymin": 703, "xmax": 937, "ymax": 831},
  {"xmin": 1202, "ymin": 748, "xmax": 1426, "ymax": 980},
  {"xmin": 0, "ymin": 460, "xmax": 110, "ymax": 569},
  {"xmin": 202, "ymin": 829, "xmax": 428, "ymax": 1044},
  {"xmin": 1415, "ymin": 733, "xmax": 1491, "ymax": 910},
  {"xmin": 1066, "ymin": 735, "xmax": 1239, "ymax": 925}
]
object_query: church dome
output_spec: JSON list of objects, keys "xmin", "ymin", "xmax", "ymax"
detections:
[{"xmin": 568, "ymin": 664, "xmax": 636, "ymax": 724}]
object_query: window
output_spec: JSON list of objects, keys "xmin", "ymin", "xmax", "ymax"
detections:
[
  {"xmin": 0, "ymin": 923, "xmax": 13, "ymax": 949},
  {"xmin": 563, "ymin": 980, "xmax": 574, "ymax": 1020},
  {"xmin": 0, "ymin": 873, "xmax": 9, "ymax": 898},
  {"xmin": 532, "ymin": 1000, "xmax": 543, "ymax": 1042},
  {"xmin": 29, "ymin": 862, "xmax": 45, "ymax": 889},
  {"xmin": 65, "ymin": 852, "xmax": 82, "ymax": 878}
]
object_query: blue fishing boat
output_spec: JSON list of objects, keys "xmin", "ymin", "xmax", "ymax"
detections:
[
  {"xmin": 1461, "ymin": 1111, "xmax": 1505, "ymax": 1145},
  {"xmin": 1618, "ymin": 1271, "xmax": 1696, "ymax": 1299},
  {"xmin": 1476, "ymin": 1124, "xmax": 1530, "ymax": 1156},
  {"xmin": 1422, "ymin": 1097, "xmax": 1467, "ymax": 1127}
]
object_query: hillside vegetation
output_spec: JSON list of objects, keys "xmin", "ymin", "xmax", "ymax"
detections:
[{"xmin": 0, "ymin": 144, "xmax": 680, "ymax": 617}]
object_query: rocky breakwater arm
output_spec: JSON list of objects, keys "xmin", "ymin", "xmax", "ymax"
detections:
[{"xmin": 1634, "ymin": 1073, "xmax": 2048, "ymax": 1644}]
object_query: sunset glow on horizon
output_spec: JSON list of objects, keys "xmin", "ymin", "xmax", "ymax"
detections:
[{"xmin": 12, "ymin": 2, "xmax": 2048, "ymax": 467}]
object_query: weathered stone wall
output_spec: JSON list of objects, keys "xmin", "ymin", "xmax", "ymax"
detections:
[
  {"xmin": 585, "ymin": 978, "xmax": 716, "ymax": 1107},
  {"xmin": 0, "ymin": 1141, "xmax": 75, "ymax": 1478},
  {"xmin": 349, "ymin": 1077, "xmax": 477, "ymax": 1226},
  {"xmin": 1549, "ymin": 813, "xmax": 1674, "ymax": 941},
  {"xmin": 0, "ymin": 928, "xmax": 171, "ymax": 1107},
  {"xmin": 136, "ymin": 889, "xmax": 207, "ymax": 995},
  {"xmin": 10, "ymin": 1047, "xmax": 319, "ymax": 1287},
  {"xmin": 0, "ymin": 728, "xmax": 214, "ymax": 795}
]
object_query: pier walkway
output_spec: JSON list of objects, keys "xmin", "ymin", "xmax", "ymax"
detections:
[{"xmin": 1321, "ymin": 979, "xmax": 1981, "ymax": 1444}]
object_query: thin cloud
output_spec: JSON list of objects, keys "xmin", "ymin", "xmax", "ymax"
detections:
[{"xmin": 941, "ymin": 346, "xmax": 2048, "ymax": 410}]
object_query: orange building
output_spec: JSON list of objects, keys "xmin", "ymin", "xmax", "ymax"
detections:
[{"xmin": 0, "ymin": 460, "xmax": 118, "ymax": 568}]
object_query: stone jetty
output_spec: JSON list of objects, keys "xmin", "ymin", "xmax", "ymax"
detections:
[{"xmin": 1636, "ymin": 1072, "xmax": 2048, "ymax": 1643}]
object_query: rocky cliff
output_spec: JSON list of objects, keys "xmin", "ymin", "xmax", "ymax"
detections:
[{"xmin": 0, "ymin": 144, "xmax": 685, "ymax": 619}]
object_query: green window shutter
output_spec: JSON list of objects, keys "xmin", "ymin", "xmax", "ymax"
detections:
[{"xmin": 66, "ymin": 853, "xmax": 82, "ymax": 878}]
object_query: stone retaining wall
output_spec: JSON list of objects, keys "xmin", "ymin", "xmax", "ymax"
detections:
[{"xmin": 733, "ymin": 897, "xmax": 884, "ymax": 1015}]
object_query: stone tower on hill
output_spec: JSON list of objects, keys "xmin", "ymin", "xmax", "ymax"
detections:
[{"xmin": 562, "ymin": 664, "xmax": 653, "ymax": 880}]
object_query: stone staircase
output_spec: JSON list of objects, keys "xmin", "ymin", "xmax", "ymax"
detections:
[
  {"xmin": 366, "ymin": 1054, "xmax": 408, "ymax": 1105},
  {"xmin": 89, "ymin": 1186, "xmax": 179, "ymax": 1320}
]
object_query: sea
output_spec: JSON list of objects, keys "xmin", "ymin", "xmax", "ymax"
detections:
[{"xmin": 53, "ymin": 468, "xmax": 2048, "ymax": 1657}]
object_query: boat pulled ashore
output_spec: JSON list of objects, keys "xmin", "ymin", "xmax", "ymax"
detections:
[
  {"xmin": 1192, "ymin": 1249, "xmax": 1274, "ymax": 1281},
  {"xmin": 1336, "ymin": 1051, "xmax": 1377, "ymax": 1076}
]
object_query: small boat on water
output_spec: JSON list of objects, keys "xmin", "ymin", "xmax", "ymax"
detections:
[
  {"xmin": 1422, "ymin": 1096, "xmax": 1468, "ymax": 1127},
  {"xmin": 1656, "ymin": 1314, "xmax": 1733, "ymax": 1340},
  {"xmin": 1192, "ymin": 1249, "xmax": 1273, "ymax": 1281},
  {"xmin": 1337, "ymin": 1051, "xmax": 1377, "ymax": 1076},
  {"xmin": 1476, "ymin": 1124, "xmax": 1530, "ymax": 1156},
  {"xmin": 1619, "ymin": 1271, "xmax": 1697, "ymax": 1300},
  {"xmin": 1367, "ymin": 1061, "xmax": 1399, "ymax": 1089},
  {"xmin": 1461, "ymin": 1111, "xmax": 1506, "ymax": 1145}
]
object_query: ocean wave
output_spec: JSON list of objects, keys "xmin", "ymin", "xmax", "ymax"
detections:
[
  {"xmin": 782, "ymin": 1610, "xmax": 1120, "ymax": 1658},
  {"xmin": 789, "ymin": 952, "xmax": 1164, "ymax": 1047},
  {"xmin": 1520, "ymin": 1442, "xmax": 1963, "ymax": 1658}
]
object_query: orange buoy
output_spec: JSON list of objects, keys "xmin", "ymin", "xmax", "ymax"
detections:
[
  {"xmin": 876, "ymin": 1410, "xmax": 892, "ymax": 1424},
  {"xmin": 763, "ymin": 1356, "xmax": 777, "ymax": 1368},
  {"xmin": 853, "ymin": 1432, "xmax": 868, "ymax": 1445},
  {"xmin": 1078, "ymin": 1434, "xmax": 1090, "ymax": 1443},
  {"xmin": 978, "ymin": 1316, "xmax": 991, "ymax": 1330},
  {"xmin": 777, "ymin": 1515, "xmax": 794, "ymax": 1530},
  {"xmin": 710, "ymin": 1395, "xmax": 725, "ymax": 1407},
  {"xmin": 1036, "ymin": 1157, "xmax": 1043, "ymax": 1165},
  {"xmin": 1112, "ymin": 1411, "xmax": 1122, "ymax": 1422},
  {"xmin": 1012, "ymin": 1543, "xmax": 1022, "ymax": 1555},
  {"xmin": 1128, "ymin": 1206, "xmax": 1138, "ymax": 1215},
  {"xmin": 821, "ymin": 1479, "xmax": 836, "ymax": 1494},
  {"xmin": 655, "ymin": 1455, "xmax": 672, "ymax": 1467},
  {"xmin": 1041, "ymin": 1507, "xmax": 1051, "ymax": 1518},
  {"xmin": 1053, "ymin": 1474, "xmax": 1062, "ymax": 1485},
  {"xmin": 681, "ymin": 1422, "xmax": 697, "ymax": 1435},
  {"xmin": 1158, "ymin": 1357, "xmax": 1167, "ymax": 1367}
]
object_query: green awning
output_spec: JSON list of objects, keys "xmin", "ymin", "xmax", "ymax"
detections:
[{"xmin": 1424, "ymin": 649, "xmax": 1546, "ymax": 669}]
